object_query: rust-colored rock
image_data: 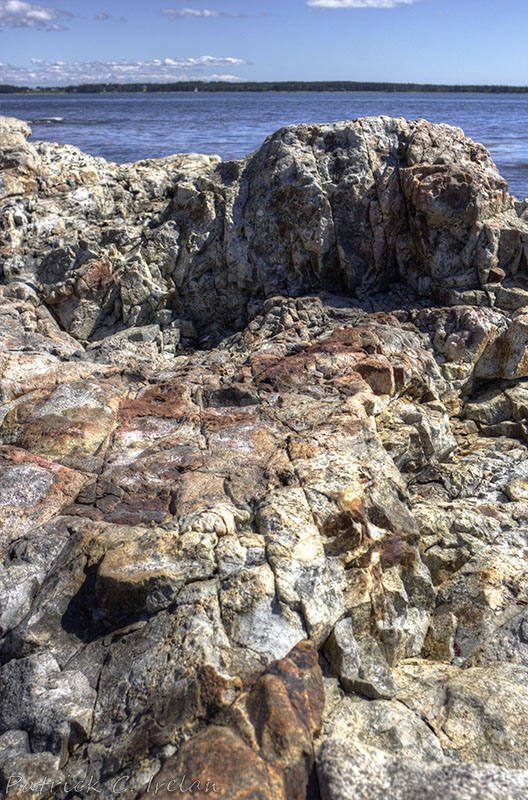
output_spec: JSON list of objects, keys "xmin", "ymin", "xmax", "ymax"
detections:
[
  {"xmin": 141, "ymin": 641, "xmax": 323, "ymax": 800},
  {"xmin": 0, "ymin": 445, "xmax": 89, "ymax": 553}
]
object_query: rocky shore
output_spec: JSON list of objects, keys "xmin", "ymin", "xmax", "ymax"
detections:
[{"xmin": 2, "ymin": 113, "xmax": 528, "ymax": 798}]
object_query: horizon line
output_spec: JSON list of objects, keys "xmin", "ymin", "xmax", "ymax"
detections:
[{"xmin": 2, "ymin": 79, "xmax": 528, "ymax": 94}]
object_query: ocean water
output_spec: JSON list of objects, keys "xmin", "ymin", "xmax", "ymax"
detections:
[{"xmin": 1, "ymin": 91, "xmax": 527, "ymax": 198}]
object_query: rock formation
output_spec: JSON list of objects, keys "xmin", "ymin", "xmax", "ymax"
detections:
[{"xmin": 1, "ymin": 113, "xmax": 528, "ymax": 798}]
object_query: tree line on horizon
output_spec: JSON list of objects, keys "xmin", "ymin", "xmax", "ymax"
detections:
[{"xmin": 1, "ymin": 81, "xmax": 527, "ymax": 94}]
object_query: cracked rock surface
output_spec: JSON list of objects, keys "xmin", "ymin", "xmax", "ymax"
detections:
[{"xmin": 1, "ymin": 113, "xmax": 528, "ymax": 798}]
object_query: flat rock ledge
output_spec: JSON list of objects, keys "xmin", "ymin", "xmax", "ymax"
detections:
[{"xmin": 1, "ymin": 114, "xmax": 528, "ymax": 798}]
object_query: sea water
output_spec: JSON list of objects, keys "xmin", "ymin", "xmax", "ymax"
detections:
[{"xmin": 1, "ymin": 91, "xmax": 527, "ymax": 198}]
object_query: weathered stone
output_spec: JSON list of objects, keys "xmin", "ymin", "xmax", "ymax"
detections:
[
  {"xmin": 0, "ymin": 752, "xmax": 63, "ymax": 800},
  {"xmin": 0, "ymin": 653, "xmax": 95, "ymax": 765},
  {"xmin": 322, "ymin": 695, "xmax": 445, "ymax": 762},
  {"xmin": 463, "ymin": 386, "xmax": 511, "ymax": 426},
  {"xmin": 317, "ymin": 739, "xmax": 528, "ymax": 800},
  {"xmin": 500, "ymin": 314, "xmax": 528, "ymax": 378},
  {"xmin": 139, "ymin": 641, "xmax": 323, "ymax": 800},
  {"xmin": 0, "ymin": 116, "xmax": 37, "ymax": 173},
  {"xmin": 2, "ymin": 115, "xmax": 528, "ymax": 795},
  {"xmin": 504, "ymin": 479, "xmax": 528, "ymax": 501},
  {"xmin": 0, "ymin": 447, "xmax": 88, "ymax": 553},
  {"xmin": 1, "ymin": 379, "xmax": 122, "ymax": 471},
  {"xmin": 396, "ymin": 661, "xmax": 528, "ymax": 768},
  {"xmin": 496, "ymin": 286, "xmax": 528, "ymax": 310},
  {"xmin": 2, "ymin": 116, "xmax": 527, "ymax": 340},
  {"xmin": 323, "ymin": 618, "xmax": 360, "ymax": 691},
  {"xmin": 505, "ymin": 382, "xmax": 528, "ymax": 419},
  {"xmin": 350, "ymin": 637, "xmax": 397, "ymax": 700},
  {"xmin": 423, "ymin": 611, "xmax": 458, "ymax": 661}
]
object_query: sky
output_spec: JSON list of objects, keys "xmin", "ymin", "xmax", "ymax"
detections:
[{"xmin": 0, "ymin": 0, "xmax": 526, "ymax": 87}]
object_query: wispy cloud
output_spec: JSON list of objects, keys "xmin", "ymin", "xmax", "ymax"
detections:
[
  {"xmin": 161, "ymin": 7, "xmax": 245, "ymax": 19},
  {"xmin": 0, "ymin": 0, "xmax": 72, "ymax": 30},
  {"xmin": 307, "ymin": 0, "xmax": 418, "ymax": 8},
  {"xmin": 93, "ymin": 12, "xmax": 126, "ymax": 22},
  {"xmin": 0, "ymin": 55, "xmax": 249, "ymax": 85}
]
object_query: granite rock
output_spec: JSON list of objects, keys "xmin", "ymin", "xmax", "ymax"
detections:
[
  {"xmin": 2, "ymin": 115, "xmax": 528, "ymax": 796},
  {"xmin": 2, "ymin": 115, "xmax": 527, "ymax": 341},
  {"xmin": 317, "ymin": 739, "xmax": 528, "ymax": 800}
]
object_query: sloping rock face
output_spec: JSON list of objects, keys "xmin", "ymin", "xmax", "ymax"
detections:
[{"xmin": 1, "ymin": 114, "xmax": 528, "ymax": 798}]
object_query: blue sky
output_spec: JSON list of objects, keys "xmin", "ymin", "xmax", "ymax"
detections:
[{"xmin": 0, "ymin": 0, "xmax": 526, "ymax": 86}]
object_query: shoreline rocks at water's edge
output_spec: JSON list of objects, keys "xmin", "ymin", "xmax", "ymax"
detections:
[{"xmin": 2, "ymin": 114, "xmax": 528, "ymax": 798}]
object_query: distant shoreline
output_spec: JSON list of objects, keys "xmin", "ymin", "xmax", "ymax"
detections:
[{"xmin": 1, "ymin": 80, "xmax": 528, "ymax": 95}]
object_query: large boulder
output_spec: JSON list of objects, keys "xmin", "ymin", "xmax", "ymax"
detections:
[{"xmin": 1, "ymin": 115, "xmax": 527, "ymax": 340}]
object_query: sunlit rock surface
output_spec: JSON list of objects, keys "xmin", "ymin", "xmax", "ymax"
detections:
[{"xmin": 2, "ymin": 114, "xmax": 528, "ymax": 797}]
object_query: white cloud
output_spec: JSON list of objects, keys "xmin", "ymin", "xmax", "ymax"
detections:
[
  {"xmin": 161, "ymin": 7, "xmax": 244, "ymax": 18},
  {"xmin": 207, "ymin": 73, "xmax": 241, "ymax": 81},
  {"xmin": 307, "ymin": 0, "xmax": 418, "ymax": 7},
  {"xmin": 0, "ymin": 0, "xmax": 72, "ymax": 29},
  {"xmin": 0, "ymin": 55, "xmax": 249, "ymax": 85},
  {"xmin": 163, "ymin": 8, "xmax": 219, "ymax": 17}
]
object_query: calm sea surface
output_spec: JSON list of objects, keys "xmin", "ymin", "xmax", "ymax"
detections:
[{"xmin": 1, "ymin": 91, "xmax": 527, "ymax": 198}]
